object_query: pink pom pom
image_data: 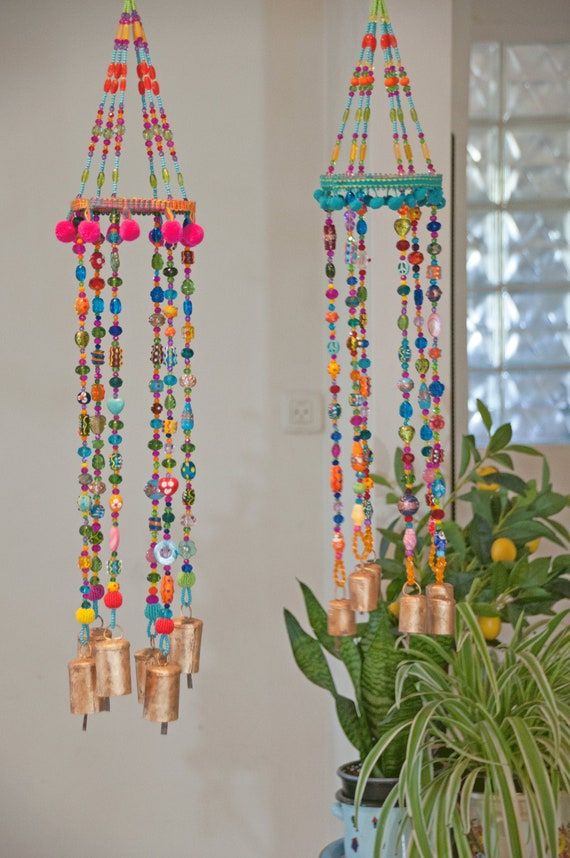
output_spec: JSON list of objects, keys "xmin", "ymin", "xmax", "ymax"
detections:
[
  {"xmin": 162, "ymin": 219, "xmax": 183, "ymax": 244},
  {"xmin": 55, "ymin": 220, "xmax": 76, "ymax": 243},
  {"xmin": 120, "ymin": 218, "xmax": 141, "ymax": 241},
  {"xmin": 181, "ymin": 222, "xmax": 205, "ymax": 248},
  {"xmin": 78, "ymin": 219, "xmax": 102, "ymax": 244}
]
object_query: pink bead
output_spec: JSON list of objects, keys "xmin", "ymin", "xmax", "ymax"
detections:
[
  {"xmin": 403, "ymin": 529, "xmax": 417, "ymax": 551},
  {"xmin": 162, "ymin": 219, "xmax": 182, "ymax": 244},
  {"xmin": 55, "ymin": 219, "xmax": 76, "ymax": 243},
  {"xmin": 109, "ymin": 526, "xmax": 120, "ymax": 552},
  {"xmin": 78, "ymin": 219, "xmax": 102, "ymax": 244},
  {"xmin": 120, "ymin": 218, "xmax": 141, "ymax": 241},
  {"xmin": 427, "ymin": 312, "xmax": 441, "ymax": 337},
  {"xmin": 181, "ymin": 222, "xmax": 204, "ymax": 247}
]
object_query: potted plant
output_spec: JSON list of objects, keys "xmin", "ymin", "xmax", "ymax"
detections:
[
  {"xmin": 284, "ymin": 403, "xmax": 569, "ymax": 856},
  {"xmin": 354, "ymin": 604, "xmax": 570, "ymax": 857}
]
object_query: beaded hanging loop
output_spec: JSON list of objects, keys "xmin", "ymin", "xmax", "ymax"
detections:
[
  {"xmin": 58, "ymin": 0, "xmax": 205, "ymax": 730},
  {"xmin": 315, "ymin": 0, "xmax": 451, "ymax": 637}
]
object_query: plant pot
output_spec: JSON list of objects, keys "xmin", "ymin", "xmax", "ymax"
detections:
[
  {"xmin": 467, "ymin": 791, "xmax": 570, "ymax": 858},
  {"xmin": 331, "ymin": 762, "xmax": 408, "ymax": 857}
]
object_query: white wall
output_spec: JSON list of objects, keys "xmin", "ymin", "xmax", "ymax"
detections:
[{"xmin": 0, "ymin": 1, "xmax": 451, "ymax": 856}]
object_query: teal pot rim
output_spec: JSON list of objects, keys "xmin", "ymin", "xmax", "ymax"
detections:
[{"xmin": 337, "ymin": 761, "xmax": 398, "ymax": 804}]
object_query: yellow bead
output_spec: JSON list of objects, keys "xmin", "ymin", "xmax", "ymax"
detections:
[
  {"xmin": 108, "ymin": 582, "xmax": 120, "ymax": 592},
  {"xmin": 393, "ymin": 142, "xmax": 402, "ymax": 162},
  {"xmin": 162, "ymin": 167, "xmax": 170, "ymax": 183},
  {"xmin": 351, "ymin": 504, "xmax": 365, "ymax": 526},
  {"xmin": 404, "ymin": 143, "xmax": 413, "ymax": 162},
  {"xmin": 350, "ymin": 142, "xmax": 358, "ymax": 162},
  {"xmin": 359, "ymin": 143, "xmax": 367, "ymax": 162},
  {"xmin": 163, "ymin": 304, "xmax": 178, "ymax": 319},
  {"xmin": 421, "ymin": 141, "xmax": 431, "ymax": 161},
  {"xmin": 81, "ymin": 168, "xmax": 90, "ymax": 183},
  {"xmin": 79, "ymin": 555, "xmax": 91, "ymax": 570},
  {"xmin": 75, "ymin": 607, "xmax": 95, "ymax": 624}
]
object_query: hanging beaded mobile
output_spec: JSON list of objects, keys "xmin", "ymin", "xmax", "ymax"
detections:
[
  {"xmin": 314, "ymin": 0, "xmax": 454, "ymax": 637},
  {"xmin": 58, "ymin": 0, "xmax": 205, "ymax": 732}
]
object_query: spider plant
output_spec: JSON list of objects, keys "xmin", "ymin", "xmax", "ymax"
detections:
[{"xmin": 354, "ymin": 604, "xmax": 570, "ymax": 858}]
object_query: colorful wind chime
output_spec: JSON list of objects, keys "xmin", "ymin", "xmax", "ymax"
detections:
[
  {"xmin": 58, "ymin": 0, "xmax": 204, "ymax": 732},
  {"xmin": 314, "ymin": 0, "xmax": 454, "ymax": 638}
]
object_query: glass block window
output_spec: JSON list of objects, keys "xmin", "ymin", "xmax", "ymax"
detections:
[{"xmin": 467, "ymin": 42, "xmax": 570, "ymax": 445}]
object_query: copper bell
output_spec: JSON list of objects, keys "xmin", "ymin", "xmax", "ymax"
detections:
[
  {"xmin": 170, "ymin": 616, "xmax": 203, "ymax": 688},
  {"xmin": 134, "ymin": 647, "xmax": 157, "ymax": 704},
  {"xmin": 143, "ymin": 660, "xmax": 181, "ymax": 734},
  {"xmin": 327, "ymin": 598, "xmax": 356, "ymax": 637},
  {"xmin": 94, "ymin": 636, "xmax": 132, "ymax": 698},
  {"xmin": 426, "ymin": 582, "xmax": 456, "ymax": 636},
  {"xmin": 349, "ymin": 561, "xmax": 381, "ymax": 613},
  {"xmin": 68, "ymin": 654, "xmax": 107, "ymax": 730},
  {"xmin": 398, "ymin": 586, "xmax": 427, "ymax": 634},
  {"xmin": 78, "ymin": 628, "xmax": 111, "ymax": 711}
]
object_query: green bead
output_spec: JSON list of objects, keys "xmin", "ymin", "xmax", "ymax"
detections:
[
  {"xmin": 76, "ymin": 364, "xmax": 90, "ymax": 375},
  {"xmin": 162, "ymin": 457, "xmax": 176, "ymax": 468},
  {"xmin": 92, "ymin": 439, "xmax": 104, "ymax": 450},
  {"xmin": 163, "ymin": 266, "xmax": 178, "ymax": 278},
  {"xmin": 178, "ymin": 572, "xmax": 196, "ymax": 588},
  {"xmin": 180, "ymin": 442, "xmax": 196, "ymax": 454},
  {"xmin": 149, "ymin": 173, "xmax": 158, "ymax": 189},
  {"xmin": 91, "ymin": 556, "xmax": 102, "ymax": 572},
  {"xmin": 410, "ymin": 108, "xmax": 418, "ymax": 122},
  {"xmin": 109, "ymin": 377, "xmax": 123, "ymax": 388},
  {"xmin": 177, "ymin": 172, "xmax": 184, "ymax": 186},
  {"xmin": 397, "ymin": 315, "xmax": 408, "ymax": 331},
  {"xmin": 162, "ymin": 510, "xmax": 175, "ymax": 524},
  {"xmin": 360, "ymin": 429, "xmax": 371, "ymax": 441},
  {"xmin": 356, "ymin": 286, "xmax": 367, "ymax": 303},
  {"xmin": 325, "ymin": 262, "xmax": 335, "ymax": 279},
  {"xmin": 164, "ymin": 394, "xmax": 176, "ymax": 409},
  {"xmin": 92, "ymin": 326, "xmax": 106, "ymax": 338},
  {"xmin": 81, "ymin": 168, "xmax": 90, "ymax": 183},
  {"xmin": 96, "ymin": 172, "xmax": 105, "ymax": 188},
  {"xmin": 399, "ymin": 425, "xmax": 415, "ymax": 443},
  {"xmin": 181, "ymin": 278, "xmax": 195, "ymax": 295},
  {"xmin": 79, "ymin": 525, "xmax": 92, "ymax": 537},
  {"xmin": 109, "ymin": 419, "xmax": 124, "ymax": 430},
  {"xmin": 348, "ymin": 318, "xmax": 359, "ymax": 328},
  {"xmin": 415, "ymin": 357, "xmax": 430, "ymax": 374},
  {"xmin": 112, "ymin": 168, "xmax": 119, "ymax": 184},
  {"xmin": 107, "ymin": 276, "xmax": 122, "ymax": 287},
  {"xmin": 148, "ymin": 440, "xmax": 163, "ymax": 451},
  {"xmin": 147, "ymin": 572, "xmax": 161, "ymax": 583},
  {"xmin": 109, "ymin": 474, "xmax": 122, "ymax": 485},
  {"xmin": 90, "ymin": 531, "xmax": 103, "ymax": 546},
  {"xmin": 183, "ymin": 489, "xmax": 195, "ymax": 506},
  {"xmin": 397, "ymin": 285, "xmax": 410, "ymax": 296},
  {"xmin": 92, "ymin": 453, "xmax": 105, "ymax": 469},
  {"xmin": 152, "ymin": 253, "xmax": 164, "ymax": 270},
  {"xmin": 162, "ymin": 167, "xmax": 170, "ymax": 183}
]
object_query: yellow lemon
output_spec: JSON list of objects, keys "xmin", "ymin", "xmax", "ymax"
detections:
[
  {"xmin": 478, "ymin": 615, "xmax": 502, "ymax": 641},
  {"xmin": 526, "ymin": 538, "xmax": 540, "ymax": 555},
  {"xmin": 491, "ymin": 537, "xmax": 517, "ymax": 563},
  {"xmin": 388, "ymin": 601, "xmax": 400, "ymax": 619},
  {"xmin": 476, "ymin": 466, "xmax": 499, "ymax": 491}
]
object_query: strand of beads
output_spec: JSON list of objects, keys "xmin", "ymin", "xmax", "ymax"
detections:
[
  {"xmin": 145, "ymin": 216, "xmax": 168, "ymax": 643},
  {"xmin": 324, "ymin": 217, "xmax": 346, "ymax": 593},
  {"xmin": 423, "ymin": 208, "xmax": 447, "ymax": 581},
  {"xmin": 345, "ymin": 208, "xmax": 374, "ymax": 563},
  {"xmin": 394, "ymin": 210, "xmax": 421, "ymax": 591},
  {"xmin": 178, "ymin": 249, "xmax": 197, "ymax": 609},
  {"xmin": 103, "ymin": 214, "xmax": 126, "ymax": 626},
  {"xmin": 74, "ymin": 233, "xmax": 97, "ymax": 642},
  {"xmin": 84, "ymin": 228, "xmax": 107, "ymax": 624}
]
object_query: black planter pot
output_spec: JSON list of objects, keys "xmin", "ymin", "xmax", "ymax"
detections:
[{"xmin": 337, "ymin": 760, "xmax": 398, "ymax": 805}]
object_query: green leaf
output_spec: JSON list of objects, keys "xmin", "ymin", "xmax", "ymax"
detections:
[
  {"xmin": 335, "ymin": 695, "xmax": 370, "ymax": 758},
  {"xmin": 533, "ymin": 491, "xmax": 569, "ymax": 518},
  {"xmin": 394, "ymin": 446, "xmax": 405, "ymax": 489},
  {"xmin": 488, "ymin": 423, "xmax": 513, "ymax": 453},
  {"xmin": 370, "ymin": 473, "xmax": 392, "ymax": 488},
  {"xmin": 498, "ymin": 520, "xmax": 564, "ymax": 547},
  {"xmin": 283, "ymin": 609, "xmax": 336, "ymax": 694},
  {"xmin": 361, "ymin": 607, "xmax": 401, "ymax": 737},
  {"xmin": 508, "ymin": 716, "xmax": 558, "ymax": 857},
  {"xmin": 477, "ymin": 399, "xmax": 493, "ymax": 432},
  {"xmin": 490, "ymin": 451, "xmax": 514, "ymax": 470},
  {"xmin": 491, "ymin": 472, "xmax": 528, "ymax": 495},
  {"xmin": 542, "ymin": 457, "xmax": 551, "ymax": 492},
  {"xmin": 507, "ymin": 443, "xmax": 543, "ymax": 457},
  {"xmin": 442, "ymin": 520, "xmax": 466, "ymax": 559},
  {"xmin": 468, "ymin": 513, "xmax": 493, "ymax": 563},
  {"xmin": 459, "ymin": 434, "xmax": 475, "ymax": 478}
]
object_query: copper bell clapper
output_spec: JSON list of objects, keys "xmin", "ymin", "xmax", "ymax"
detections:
[
  {"xmin": 134, "ymin": 647, "xmax": 157, "ymax": 704},
  {"xmin": 170, "ymin": 615, "xmax": 203, "ymax": 689},
  {"xmin": 349, "ymin": 561, "xmax": 381, "ymax": 613},
  {"xmin": 68, "ymin": 649, "xmax": 108, "ymax": 731},
  {"xmin": 327, "ymin": 598, "xmax": 357, "ymax": 637},
  {"xmin": 398, "ymin": 584, "xmax": 427, "ymax": 634},
  {"xmin": 426, "ymin": 582, "xmax": 455, "ymax": 636},
  {"xmin": 94, "ymin": 634, "xmax": 132, "ymax": 698},
  {"xmin": 143, "ymin": 660, "xmax": 182, "ymax": 734}
]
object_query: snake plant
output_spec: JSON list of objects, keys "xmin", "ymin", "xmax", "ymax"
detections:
[{"xmin": 355, "ymin": 604, "xmax": 570, "ymax": 857}]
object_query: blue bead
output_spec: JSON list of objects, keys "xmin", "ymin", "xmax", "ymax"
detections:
[
  {"xmin": 350, "ymin": 198, "xmax": 361, "ymax": 212},
  {"xmin": 150, "ymin": 227, "xmax": 162, "ymax": 243},
  {"xmin": 75, "ymin": 265, "xmax": 86, "ymax": 281},
  {"xmin": 429, "ymin": 380, "xmax": 445, "ymax": 397},
  {"xmin": 327, "ymin": 341, "xmax": 340, "ymax": 354},
  {"xmin": 183, "ymin": 300, "xmax": 193, "ymax": 316},
  {"xmin": 313, "ymin": 189, "xmax": 325, "ymax": 202},
  {"xmin": 405, "ymin": 194, "xmax": 416, "ymax": 206},
  {"xmin": 427, "ymin": 221, "xmax": 442, "ymax": 232},
  {"xmin": 149, "ymin": 380, "xmax": 164, "ymax": 392},
  {"xmin": 359, "ymin": 357, "xmax": 371, "ymax": 369},
  {"xmin": 333, "ymin": 514, "xmax": 344, "ymax": 525},
  {"xmin": 92, "ymin": 296, "xmax": 104, "ymax": 314},
  {"xmin": 332, "ymin": 431, "xmax": 341, "ymax": 441},
  {"xmin": 150, "ymin": 287, "xmax": 164, "ymax": 302},
  {"xmin": 414, "ymin": 288, "xmax": 423, "ymax": 303},
  {"xmin": 432, "ymin": 478, "xmax": 446, "ymax": 499},
  {"xmin": 400, "ymin": 401, "xmax": 413, "ymax": 419},
  {"xmin": 356, "ymin": 219, "xmax": 368, "ymax": 235},
  {"xmin": 388, "ymin": 196, "xmax": 401, "ymax": 211},
  {"xmin": 164, "ymin": 288, "xmax": 177, "ymax": 300},
  {"xmin": 415, "ymin": 337, "xmax": 427, "ymax": 349},
  {"xmin": 370, "ymin": 196, "xmax": 384, "ymax": 209},
  {"xmin": 150, "ymin": 418, "xmax": 162, "ymax": 429},
  {"xmin": 109, "ymin": 434, "xmax": 122, "ymax": 445},
  {"xmin": 331, "ymin": 196, "xmax": 345, "ymax": 211},
  {"xmin": 181, "ymin": 418, "xmax": 194, "ymax": 432},
  {"xmin": 78, "ymin": 445, "xmax": 91, "ymax": 457},
  {"xmin": 109, "ymin": 297, "xmax": 121, "ymax": 314},
  {"xmin": 420, "ymin": 424, "xmax": 433, "ymax": 441},
  {"xmin": 109, "ymin": 325, "xmax": 122, "ymax": 336},
  {"xmin": 163, "ymin": 374, "xmax": 177, "ymax": 386},
  {"xmin": 347, "ymin": 276, "xmax": 358, "ymax": 286}
]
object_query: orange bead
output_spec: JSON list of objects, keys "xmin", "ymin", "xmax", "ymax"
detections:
[
  {"xmin": 400, "ymin": 76, "xmax": 410, "ymax": 86},
  {"xmin": 75, "ymin": 297, "xmax": 89, "ymax": 315},
  {"xmin": 91, "ymin": 384, "xmax": 105, "ymax": 401},
  {"xmin": 326, "ymin": 311, "xmax": 339, "ymax": 323}
]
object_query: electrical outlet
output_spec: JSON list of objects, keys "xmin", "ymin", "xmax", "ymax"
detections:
[{"xmin": 281, "ymin": 391, "xmax": 323, "ymax": 434}]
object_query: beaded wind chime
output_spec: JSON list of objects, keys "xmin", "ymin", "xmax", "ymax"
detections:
[
  {"xmin": 314, "ymin": 0, "xmax": 454, "ymax": 638},
  {"xmin": 58, "ymin": 0, "xmax": 204, "ymax": 732}
]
